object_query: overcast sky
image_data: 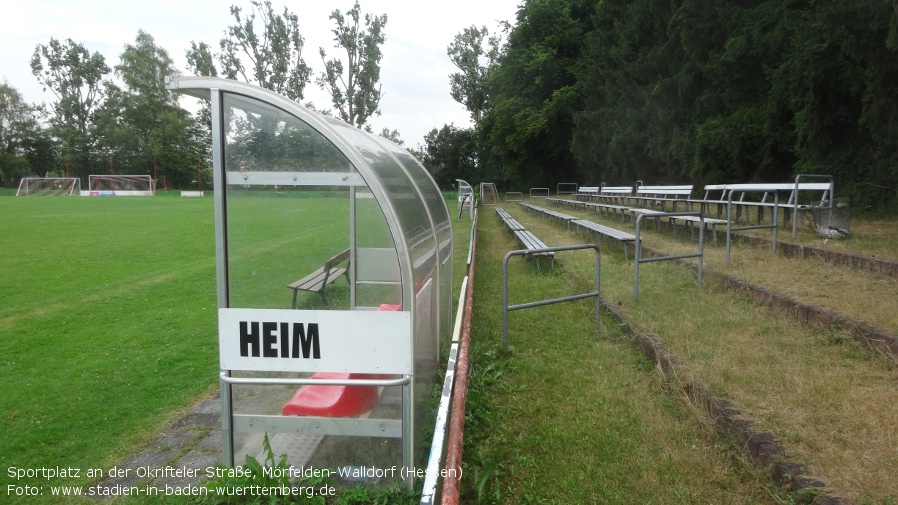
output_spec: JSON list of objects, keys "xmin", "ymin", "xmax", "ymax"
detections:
[{"xmin": 0, "ymin": 0, "xmax": 520, "ymax": 147}]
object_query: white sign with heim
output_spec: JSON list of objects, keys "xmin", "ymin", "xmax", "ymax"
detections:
[{"xmin": 218, "ymin": 308, "xmax": 411, "ymax": 374}]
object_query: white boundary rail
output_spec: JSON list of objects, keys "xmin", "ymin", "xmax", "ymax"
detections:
[
  {"xmin": 419, "ymin": 282, "xmax": 464, "ymax": 504},
  {"xmin": 505, "ymin": 192, "xmax": 523, "ymax": 202},
  {"xmin": 421, "ymin": 214, "xmax": 477, "ymax": 505}
]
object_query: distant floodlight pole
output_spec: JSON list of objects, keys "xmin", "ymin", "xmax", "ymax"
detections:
[{"xmin": 198, "ymin": 157, "xmax": 202, "ymax": 191}]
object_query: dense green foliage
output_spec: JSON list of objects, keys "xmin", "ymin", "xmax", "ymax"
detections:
[
  {"xmin": 437, "ymin": 0, "xmax": 898, "ymax": 212},
  {"xmin": 0, "ymin": 82, "xmax": 51, "ymax": 186},
  {"xmin": 571, "ymin": 0, "xmax": 898, "ymax": 212},
  {"xmin": 97, "ymin": 31, "xmax": 210, "ymax": 189}
]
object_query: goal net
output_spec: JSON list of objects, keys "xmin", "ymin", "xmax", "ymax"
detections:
[
  {"xmin": 16, "ymin": 177, "xmax": 81, "ymax": 196},
  {"xmin": 88, "ymin": 175, "xmax": 156, "ymax": 196}
]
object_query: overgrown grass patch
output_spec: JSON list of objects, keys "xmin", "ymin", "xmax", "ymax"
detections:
[
  {"xmin": 499, "ymin": 202, "xmax": 898, "ymax": 504},
  {"xmin": 462, "ymin": 208, "xmax": 779, "ymax": 504}
]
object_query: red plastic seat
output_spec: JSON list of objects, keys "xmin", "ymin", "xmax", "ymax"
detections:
[
  {"xmin": 281, "ymin": 303, "xmax": 399, "ymax": 418},
  {"xmin": 281, "ymin": 372, "xmax": 382, "ymax": 417}
]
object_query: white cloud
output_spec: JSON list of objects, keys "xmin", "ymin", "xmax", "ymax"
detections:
[{"xmin": 2, "ymin": 0, "xmax": 519, "ymax": 146}]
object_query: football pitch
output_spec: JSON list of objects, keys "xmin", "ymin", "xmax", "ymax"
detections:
[{"xmin": 0, "ymin": 195, "xmax": 362, "ymax": 498}]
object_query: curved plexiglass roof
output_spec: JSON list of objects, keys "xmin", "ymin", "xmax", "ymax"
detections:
[{"xmin": 165, "ymin": 76, "xmax": 452, "ymax": 312}]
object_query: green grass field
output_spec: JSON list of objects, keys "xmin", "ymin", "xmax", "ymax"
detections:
[
  {"xmin": 0, "ymin": 197, "xmax": 221, "ymax": 502},
  {"xmin": 3, "ymin": 195, "xmax": 896, "ymax": 504}
]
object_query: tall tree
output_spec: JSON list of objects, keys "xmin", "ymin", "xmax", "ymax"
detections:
[
  {"xmin": 96, "ymin": 31, "xmax": 207, "ymax": 187},
  {"xmin": 317, "ymin": 0, "xmax": 387, "ymax": 129},
  {"xmin": 211, "ymin": 0, "xmax": 312, "ymax": 101},
  {"xmin": 30, "ymin": 37, "xmax": 110, "ymax": 178},
  {"xmin": 186, "ymin": 41, "xmax": 219, "ymax": 77},
  {"xmin": 447, "ymin": 25, "xmax": 503, "ymax": 123},
  {"xmin": 567, "ymin": 0, "xmax": 898, "ymax": 211},
  {"xmin": 184, "ymin": 40, "xmax": 217, "ymax": 141},
  {"xmin": 421, "ymin": 124, "xmax": 479, "ymax": 189},
  {"xmin": 379, "ymin": 127, "xmax": 403, "ymax": 145},
  {"xmin": 0, "ymin": 81, "xmax": 52, "ymax": 185},
  {"xmin": 482, "ymin": 0, "xmax": 591, "ymax": 188}
]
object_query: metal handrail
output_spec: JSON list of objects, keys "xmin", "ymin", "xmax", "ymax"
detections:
[
  {"xmin": 792, "ymin": 174, "xmax": 834, "ymax": 238},
  {"xmin": 726, "ymin": 189, "xmax": 778, "ymax": 264},
  {"xmin": 502, "ymin": 243, "xmax": 601, "ymax": 349},
  {"xmin": 219, "ymin": 373, "xmax": 410, "ymax": 387},
  {"xmin": 634, "ymin": 212, "xmax": 704, "ymax": 301}
]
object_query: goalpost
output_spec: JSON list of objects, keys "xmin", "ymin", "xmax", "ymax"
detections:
[
  {"xmin": 16, "ymin": 177, "xmax": 81, "ymax": 196},
  {"xmin": 88, "ymin": 175, "xmax": 156, "ymax": 196}
]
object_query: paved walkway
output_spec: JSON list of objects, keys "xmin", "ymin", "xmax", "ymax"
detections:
[{"xmin": 88, "ymin": 395, "xmax": 222, "ymax": 496}]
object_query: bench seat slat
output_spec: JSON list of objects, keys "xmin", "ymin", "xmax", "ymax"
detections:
[{"xmin": 288, "ymin": 267, "xmax": 346, "ymax": 292}]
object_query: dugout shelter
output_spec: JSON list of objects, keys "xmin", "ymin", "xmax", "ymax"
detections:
[{"xmin": 165, "ymin": 76, "xmax": 453, "ymax": 488}]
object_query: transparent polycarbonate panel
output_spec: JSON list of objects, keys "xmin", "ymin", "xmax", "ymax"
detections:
[
  {"xmin": 354, "ymin": 187, "xmax": 401, "ymax": 308},
  {"xmin": 224, "ymin": 187, "xmax": 352, "ymax": 309},
  {"xmin": 375, "ymin": 141, "xmax": 453, "ymax": 358},
  {"xmin": 222, "ymin": 93, "xmax": 350, "ymax": 173},
  {"xmin": 230, "ymin": 380, "xmax": 403, "ymax": 479},
  {"xmin": 319, "ymin": 119, "xmax": 446, "ymax": 466},
  {"xmin": 436, "ymin": 219, "xmax": 454, "ymax": 344},
  {"xmin": 457, "ymin": 179, "xmax": 473, "ymax": 198},
  {"xmin": 321, "ymin": 118, "xmax": 436, "ymax": 282},
  {"xmin": 380, "ymin": 141, "xmax": 451, "ymax": 233},
  {"xmin": 222, "ymin": 92, "xmax": 355, "ymax": 309}
]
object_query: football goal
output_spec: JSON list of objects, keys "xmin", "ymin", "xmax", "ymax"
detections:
[
  {"xmin": 88, "ymin": 175, "xmax": 155, "ymax": 196},
  {"xmin": 16, "ymin": 177, "xmax": 81, "ymax": 196}
]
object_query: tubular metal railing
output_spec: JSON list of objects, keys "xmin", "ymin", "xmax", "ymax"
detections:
[
  {"xmin": 502, "ymin": 244, "xmax": 601, "ymax": 349},
  {"xmin": 634, "ymin": 212, "xmax": 705, "ymax": 301}
]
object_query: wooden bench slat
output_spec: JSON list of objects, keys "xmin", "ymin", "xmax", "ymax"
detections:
[{"xmin": 288, "ymin": 266, "xmax": 347, "ymax": 291}]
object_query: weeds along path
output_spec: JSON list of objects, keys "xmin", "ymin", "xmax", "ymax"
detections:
[
  {"xmin": 465, "ymin": 211, "xmax": 780, "ymax": 504},
  {"xmin": 499, "ymin": 204, "xmax": 898, "ymax": 504}
]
